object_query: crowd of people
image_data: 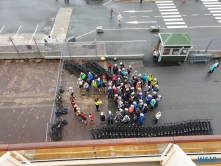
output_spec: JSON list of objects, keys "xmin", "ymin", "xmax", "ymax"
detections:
[
  {"xmin": 104, "ymin": 61, "xmax": 162, "ymax": 125},
  {"xmin": 67, "ymin": 61, "xmax": 163, "ymax": 126}
]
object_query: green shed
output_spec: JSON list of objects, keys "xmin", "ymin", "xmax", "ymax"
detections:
[{"xmin": 151, "ymin": 33, "xmax": 194, "ymax": 62}]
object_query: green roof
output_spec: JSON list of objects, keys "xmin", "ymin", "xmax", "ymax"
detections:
[{"xmin": 159, "ymin": 33, "xmax": 193, "ymax": 46}]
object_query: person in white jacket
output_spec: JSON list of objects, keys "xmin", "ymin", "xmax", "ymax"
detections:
[
  {"xmin": 154, "ymin": 111, "xmax": 161, "ymax": 124},
  {"xmin": 46, "ymin": 36, "xmax": 53, "ymax": 50},
  {"xmin": 116, "ymin": 13, "xmax": 122, "ymax": 25}
]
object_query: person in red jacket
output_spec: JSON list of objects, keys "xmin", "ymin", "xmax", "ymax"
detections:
[
  {"xmin": 88, "ymin": 113, "xmax": 94, "ymax": 125},
  {"xmin": 69, "ymin": 97, "xmax": 75, "ymax": 106},
  {"xmin": 107, "ymin": 61, "xmax": 112, "ymax": 73},
  {"xmin": 81, "ymin": 112, "xmax": 87, "ymax": 124},
  {"xmin": 112, "ymin": 74, "xmax": 117, "ymax": 84}
]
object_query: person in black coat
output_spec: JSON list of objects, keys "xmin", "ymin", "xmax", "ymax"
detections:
[
  {"xmin": 113, "ymin": 64, "xmax": 118, "ymax": 74},
  {"xmin": 100, "ymin": 112, "xmax": 106, "ymax": 124}
]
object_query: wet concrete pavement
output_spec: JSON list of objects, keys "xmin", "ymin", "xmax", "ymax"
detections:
[
  {"xmin": 0, "ymin": 59, "xmax": 108, "ymax": 143},
  {"xmin": 57, "ymin": 60, "xmax": 108, "ymax": 141},
  {"xmin": 0, "ymin": 57, "xmax": 221, "ymax": 144},
  {"xmin": 108, "ymin": 58, "xmax": 221, "ymax": 135},
  {"xmin": 0, "ymin": 59, "xmax": 59, "ymax": 144}
]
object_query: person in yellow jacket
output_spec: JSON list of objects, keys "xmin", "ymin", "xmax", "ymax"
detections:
[
  {"xmin": 95, "ymin": 98, "xmax": 102, "ymax": 112},
  {"xmin": 152, "ymin": 78, "xmax": 158, "ymax": 88},
  {"xmin": 147, "ymin": 74, "xmax": 154, "ymax": 86}
]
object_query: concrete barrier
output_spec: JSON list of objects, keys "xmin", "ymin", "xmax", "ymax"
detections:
[
  {"xmin": 0, "ymin": 51, "xmax": 60, "ymax": 60},
  {"xmin": 0, "ymin": 52, "xmax": 43, "ymax": 60},
  {"xmin": 97, "ymin": 26, "xmax": 104, "ymax": 33},
  {"xmin": 207, "ymin": 50, "xmax": 221, "ymax": 59},
  {"xmin": 0, "ymin": 50, "xmax": 219, "ymax": 60}
]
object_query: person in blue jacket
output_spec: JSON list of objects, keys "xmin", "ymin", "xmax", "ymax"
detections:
[
  {"xmin": 139, "ymin": 113, "xmax": 145, "ymax": 125},
  {"xmin": 87, "ymin": 72, "xmax": 93, "ymax": 85},
  {"xmin": 87, "ymin": 72, "xmax": 93, "ymax": 80},
  {"xmin": 146, "ymin": 94, "xmax": 152, "ymax": 105},
  {"xmin": 142, "ymin": 73, "xmax": 148, "ymax": 85},
  {"xmin": 138, "ymin": 92, "xmax": 143, "ymax": 100},
  {"xmin": 121, "ymin": 68, "xmax": 126, "ymax": 76},
  {"xmin": 97, "ymin": 78, "xmax": 103, "ymax": 91},
  {"xmin": 208, "ymin": 60, "xmax": 219, "ymax": 73},
  {"xmin": 133, "ymin": 101, "xmax": 138, "ymax": 110}
]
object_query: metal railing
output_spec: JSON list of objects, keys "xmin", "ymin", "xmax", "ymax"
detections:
[
  {"xmin": 0, "ymin": 135, "xmax": 221, "ymax": 162},
  {"xmin": 0, "ymin": 37, "xmax": 147, "ymax": 59}
]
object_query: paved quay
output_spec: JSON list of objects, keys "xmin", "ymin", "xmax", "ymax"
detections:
[
  {"xmin": 107, "ymin": 59, "xmax": 221, "ymax": 135},
  {"xmin": 57, "ymin": 60, "xmax": 108, "ymax": 141},
  {"xmin": 0, "ymin": 59, "xmax": 59, "ymax": 143},
  {"xmin": 0, "ymin": 59, "xmax": 108, "ymax": 143}
]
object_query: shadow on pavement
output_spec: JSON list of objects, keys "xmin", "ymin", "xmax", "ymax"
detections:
[{"xmin": 143, "ymin": 51, "xmax": 181, "ymax": 67}]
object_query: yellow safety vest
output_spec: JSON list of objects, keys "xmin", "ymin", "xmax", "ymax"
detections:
[
  {"xmin": 148, "ymin": 75, "xmax": 153, "ymax": 81},
  {"xmin": 95, "ymin": 100, "xmax": 102, "ymax": 105},
  {"xmin": 152, "ymin": 80, "xmax": 158, "ymax": 86}
]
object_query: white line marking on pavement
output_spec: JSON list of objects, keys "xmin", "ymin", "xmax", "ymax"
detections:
[
  {"xmin": 102, "ymin": 0, "xmax": 112, "ymax": 6},
  {"xmin": 130, "ymin": 16, "xmax": 136, "ymax": 17},
  {"xmin": 219, "ymin": 20, "xmax": 221, "ymax": 22},
  {"xmin": 124, "ymin": 10, "xmax": 152, "ymax": 13},
  {"xmin": 142, "ymin": 16, "xmax": 149, "ymax": 17},
  {"xmin": 213, "ymin": 14, "xmax": 221, "ymax": 16},
  {"xmin": 103, "ymin": 27, "xmax": 168, "ymax": 30},
  {"xmin": 165, "ymin": 22, "xmax": 185, "ymax": 25},
  {"xmin": 0, "ymin": 25, "xmax": 5, "ymax": 33},
  {"xmin": 161, "ymin": 12, "xmax": 179, "ymax": 15},
  {"xmin": 203, "ymin": 2, "xmax": 220, "ymax": 4},
  {"xmin": 126, "ymin": 21, "xmax": 157, "ymax": 24},
  {"xmin": 201, "ymin": 0, "xmax": 218, "ymax": 1},
  {"xmin": 215, "ymin": 17, "xmax": 221, "ymax": 19},
  {"xmin": 205, "ymin": 14, "xmax": 212, "ymax": 15},
  {"xmin": 76, "ymin": 30, "xmax": 96, "ymax": 39},
  {"xmin": 158, "ymin": 6, "xmax": 176, "ymax": 9},
  {"xmin": 164, "ymin": 18, "xmax": 183, "ymax": 21},
  {"xmin": 192, "ymin": 14, "xmax": 199, "ymax": 16},
  {"xmin": 29, "ymin": 24, "xmax": 38, "ymax": 44},
  {"xmin": 167, "ymin": 25, "xmax": 188, "ymax": 28},
  {"xmin": 205, "ymin": 5, "xmax": 221, "ymax": 7},
  {"xmin": 50, "ymin": 24, "xmax": 55, "ymax": 36},
  {"xmin": 159, "ymin": 9, "xmax": 178, "ymax": 11},
  {"xmin": 154, "ymin": 16, "xmax": 162, "ymax": 17},
  {"xmin": 189, "ymin": 25, "xmax": 221, "ymax": 28},
  {"xmin": 157, "ymin": 3, "xmax": 174, "ymax": 6},
  {"xmin": 155, "ymin": 1, "xmax": 172, "ymax": 3},
  {"xmin": 10, "ymin": 25, "xmax": 22, "ymax": 45},
  {"xmin": 210, "ymin": 11, "xmax": 221, "ymax": 12},
  {"xmin": 162, "ymin": 15, "xmax": 181, "ymax": 18},
  {"xmin": 182, "ymin": 15, "xmax": 187, "ymax": 16},
  {"xmin": 208, "ymin": 8, "xmax": 221, "ymax": 9}
]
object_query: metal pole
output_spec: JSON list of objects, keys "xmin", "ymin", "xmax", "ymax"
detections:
[
  {"xmin": 33, "ymin": 37, "xmax": 40, "ymax": 53},
  {"xmin": 205, "ymin": 37, "xmax": 214, "ymax": 53},
  {"xmin": 55, "ymin": 37, "xmax": 62, "ymax": 59},
  {"xmin": 66, "ymin": 41, "xmax": 71, "ymax": 58},
  {"xmin": 9, "ymin": 37, "xmax": 20, "ymax": 59},
  {"xmin": 95, "ymin": 39, "xmax": 97, "ymax": 57},
  {"xmin": 144, "ymin": 40, "xmax": 147, "ymax": 56}
]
